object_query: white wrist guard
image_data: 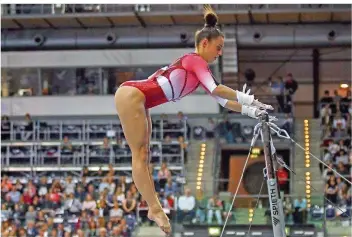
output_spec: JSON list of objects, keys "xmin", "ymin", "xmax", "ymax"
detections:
[
  {"xmin": 241, "ymin": 105, "xmax": 258, "ymax": 119},
  {"xmin": 236, "ymin": 90, "xmax": 254, "ymax": 105}
]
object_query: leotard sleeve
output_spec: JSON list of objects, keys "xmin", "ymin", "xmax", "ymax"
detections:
[
  {"xmin": 183, "ymin": 54, "xmax": 228, "ymax": 107},
  {"xmin": 182, "ymin": 54, "xmax": 219, "ymax": 93}
]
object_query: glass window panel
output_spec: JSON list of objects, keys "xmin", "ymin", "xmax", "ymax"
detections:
[
  {"xmin": 76, "ymin": 68, "xmax": 101, "ymax": 95},
  {"xmin": 102, "ymin": 66, "xmax": 161, "ymax": 95},
  {"xmin": 5, "ymin": 68, "xmax": 40, "ymax": 96},
  {"xmin": 41, "ymin": 68, "xmax": 77, "ymax": 95}
]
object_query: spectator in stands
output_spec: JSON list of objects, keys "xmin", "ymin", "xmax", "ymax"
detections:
[
  {"xmin": 38, "ymin": 177, "xmax": 48, "ymax": 197},
  {"xmin": 8, "ymin": 186, "xmax": 21, "ymax": 204},
  {"xmin": 322, "ymin": 162, "xmax": 335, "ymax": 181},
  {"xmin": 177, "ymin": 188, "xmax": 196, "ymax": 223},
  {"xmin": 217, "ymin": 117, "xmax": 234, "ymax": 143},
  {"xmin": 338, "ymin": 139, "xmax": 349, "ymax": 152},
  {"xmin": 195, "ymin": 189, "xmax": 207, "ymax": 223},
  {"xmin": 325, "ymin": 176, "xmax": 338, "ymax": 204},
  {"xmin": 340, "ymin": 90, "xmax": 351, "ymax": 113},
  {"xmin": 1, "ymin": 115, "xmax": 11, "ymax": 140},
  {"xmin": 293, "ymin": 196, "xmax": 307, "ymax": 224},
  {"xmin": 82, "ymin": 194, "xmax": 96, "ymax": 211},
  {"xmin": 283, "ymin": 197, "xmax": 293, "ymax": 222},
  {"xmin": 1, "ymin": 203, "xmax": 11, "ymax": 221},
  {"xmin": 118, "ymin": 176, "xmax": 128, "ymax": 193},
  {"xmin": 320, "ymin": 104, "xmax": 332, "ymax": 137},
  {"xmin": 110, "ymin": 201, "xmax": 124, "ymax": 223},
  {"xmin": 158, "ymin": 162, "xmax": 172, "ymax": 189},
  {"xmin": 23, "ymin": 113, "xmax": 34, "ymax": 140},
  {"xmin": 333, "ymin": 90, "xmax": 341, "ymax": 107},
  {"xmin": 328, "ymin": 140, "xmax": 340, "ymax": 156},
  {"xmin": 25, "ymin": 205, "xmax": 37, "ymax": 224},
  {"xmin": 269, "ymin": 76, "xmax": 285, "ymax": 113},
  {"xmin": 158, "ymin": 190, "xmax": 170, "ymax": 209},
  {"xmin": 333, "ymin": 112, "xmax": 347, "ymax": 130},
  {"xmin": 106, "ymin": 176, "xmax": 116, "ymax": 196},
  {"xmin": 320, "ymin": 90, "xmax": 333, "ymax": 105},
  {"xmin": 206, "ymin": 118, "xmax": 216, "ymax": 138},
  {"xmin": 1, "ymin": 176, "xmax": 13, "ymax": 194},
  {"xmin": 207, "ymin": 194, "xmax": 223, "ymax": 225},
  {"xmin": 336, "ymin": 161, "xmax": 349, "ymax": 176},
  {"xmin": 281, "ymin": 113, "xmax": 293, "ymax": 135},
  {"xmin": 336, "ymin": 177, "xmax": 345, "ymax": 192},
  {"xmin": 64, "ymin": 192, "xmax": 82, "ymax": 216},
  {"xmin": 61, "ymin": 135, "xmax": 73, "ymax": 156},
  {"xmin": 148, "ymin": 164, "xmax": 160, "ymax": 192},
  {"xmin": 222, "ymin": 195, "xmax": 236, "ymax": 223},
  {"xmin": 122, "ymin": 191, "xmax": 137, "ymax": 216},
  {"xmin": 64, "ymin": 176, "xmax": 76, "ymax": 195},
  {"xmin": 87, "ymin": 184, "xmax": 99, "ymax": 200},
  {"xmin": 335, "ymin": 150, "xmax": 349, "ymax": 165},
  {"xmin": 338, "ymin": 183, "xmax": 351, "ymax": 206},
  {"xmin": 177, "ymin": 111, "xmax": 190, "ymax": 139},
  {"xmin": 113, "ymin": 185, "xmax": 126, "ymax": 206},
  {"xmin": 26, "ymin": 220, "xmax": 38, "ymax": 237},
  {"xmin": 164, "ymin": 178, "xmax": 178, "ymax": 197},
  {"xmin": 99, "ymin": 177, "xmax": 110, "ymax": 193},
  {"xmin": 14, "ymin": 179, "xmax": 23, "ymax": 192},
  {"xmin": 128, "ymin": 183, "xmax": 140, "ymax": 200},
  {"xmin": 283, "ymin": 73, "xmax": 298, "ymax": 113}
]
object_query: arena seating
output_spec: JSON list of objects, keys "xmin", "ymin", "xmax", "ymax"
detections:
[
  {"xmin": 1, "ymin": 118, "xmax": 187, "ymax": 170},
  {"xmin": 1, "ymin": 115, "xmax": 189, "ymax": 236},
  {"xmin": 317, "ymin": 90, "xmax": 351, "ymax": 221}
]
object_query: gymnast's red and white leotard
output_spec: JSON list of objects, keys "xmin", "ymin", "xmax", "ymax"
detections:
[{"xmin": 120, "ymin": 52, "xmax": 228, "ymax": 109}]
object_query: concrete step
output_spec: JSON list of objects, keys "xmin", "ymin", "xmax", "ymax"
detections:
[{"xmin": 135, "ymin": 227, "xmax": 166, "ymax": 236}]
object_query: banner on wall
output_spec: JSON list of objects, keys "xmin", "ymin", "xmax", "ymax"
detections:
[{"xmin": 1, "ymin": 95, "xmax": 220, "ymax": 116}]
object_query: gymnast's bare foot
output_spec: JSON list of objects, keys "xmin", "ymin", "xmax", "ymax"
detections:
[{"xmin": 148, "ymin": 209, "xmax": 171, "ymax": 236}]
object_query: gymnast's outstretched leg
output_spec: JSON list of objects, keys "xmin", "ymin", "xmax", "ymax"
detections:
[
  {"xmin": 145, "ymin": 109, "xmax": 167, "ymax": 220},
  {"xmin": 115, "ymin": 86, "xmax": 171, "ymax": 235}
]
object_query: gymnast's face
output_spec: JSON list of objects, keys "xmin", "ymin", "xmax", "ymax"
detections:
[{"xmin": 199, "ymin": 36, "xmax": 224, "ymax": 63}]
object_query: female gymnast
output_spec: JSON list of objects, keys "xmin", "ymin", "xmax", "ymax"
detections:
[{"xmin": 114, "ymin": 5, "xmax": 273, "ymax": 235}]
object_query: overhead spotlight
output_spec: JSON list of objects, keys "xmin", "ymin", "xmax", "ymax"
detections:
[
  {"xmin": 253, "ymin": 32, "xmax": 262, "ymax": 42},
  {"xmin": 328, "ymin": 30, "xmax": 336, "ymax": 41},
  {"xmin": 106, "ymin": 33, "xmax": 117, "ymax": 44},
  {"xmin": 33, "ymin": 34, "xmax": 45, "ymax": 46},
  {"xmin": 180, "ymin": 33, "xmax": 188, "ymax": 43},
  {"xmin": 340, "ymin": 83, "xmax": 349, "ymax": 88}
]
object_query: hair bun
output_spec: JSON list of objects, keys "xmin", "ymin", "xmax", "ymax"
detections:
[
  {"xmin": 204, "ymin": 12, "xmax": 218, "ymax": 28},
  {"xmin": 203, "ymin": 5, "xmax": 218, "ymax": 28}
]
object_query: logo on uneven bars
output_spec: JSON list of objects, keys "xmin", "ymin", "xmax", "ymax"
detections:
[
  {"xmin": 272, "ymin": 217, "xmax": 280, "ymax": 226},
  {"xmin": 269, "ymin": 182, "xmax": 279, "ymax": 216}
]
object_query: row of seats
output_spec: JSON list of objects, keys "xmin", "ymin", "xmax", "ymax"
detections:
[
  {"xmin": 1, "ymin": 119, "xmax": 186, "ymax": 141},
  {"xmin": 1, "ymin": 141, "xmax": 184, "ymax": 167}
]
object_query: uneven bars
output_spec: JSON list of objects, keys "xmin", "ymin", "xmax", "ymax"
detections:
[{"xmin": 260, "ymin": 113, "xmax": 287, "ymax": 237}]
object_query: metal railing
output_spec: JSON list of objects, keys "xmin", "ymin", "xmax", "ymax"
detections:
[
  {"xmin": 2, "ymin": 4, "xmax": 350, "ymax": 16},
  {"xmin": 1, "ymin": 119, "xmax": 187, "ymax": 142},
  {"xmin": 1, "ymin": 140, "xmax": 184, "ymax": 169}
]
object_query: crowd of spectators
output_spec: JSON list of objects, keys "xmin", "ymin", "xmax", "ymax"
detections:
[
  {"xmin": 319, "ymin": 89, "xmax": 351, "ymax": 209},
  {"xmin": 0, "ymin": 163, "xmax": 185, "ymax": 237}
]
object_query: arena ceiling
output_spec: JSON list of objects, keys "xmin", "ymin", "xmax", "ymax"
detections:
[{"xmin": 1, "ymin": 4, "xmax": 351, "ymax": 30}]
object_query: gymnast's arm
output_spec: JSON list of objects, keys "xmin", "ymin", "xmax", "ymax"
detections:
[
  {"xmin": 183, "ymin": 54, "xmax": 253, "ymax": 105},
  {"xmin": 212, "ymin": 95, "xmax": 241, "ymax": 113},
  {"xmin": 207, "ymin": 88, "xmax": 265, "ymax": 119}
]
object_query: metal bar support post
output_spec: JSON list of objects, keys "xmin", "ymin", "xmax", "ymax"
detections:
[{"xmin": 260, "ymin": 114, "xmax": 287, "ymax": 237}]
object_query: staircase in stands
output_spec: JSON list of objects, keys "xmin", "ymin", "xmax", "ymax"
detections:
[
  {"xmin": 185, "ymin": 139, "xmax": 216, "ymax": 197},
  {"xmin": 293, "ymin": 119, "xmax": 323, "ymax": 205}
]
